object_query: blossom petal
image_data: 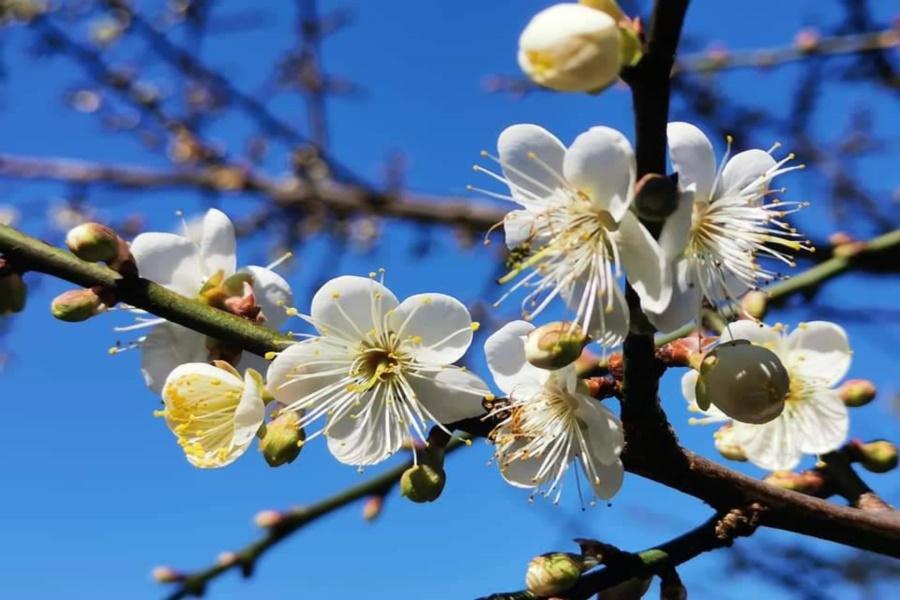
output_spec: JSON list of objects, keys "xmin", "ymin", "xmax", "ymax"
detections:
[
  {"xmin": 794, "ymin": 390, "xmax": 848, "ymax": 455},
  {"xmin": 131, "ymin": 232, "xmax": 202, "ymax": 296},
  {"xmin": 732, "ymin": 419, "xmax": 802, "ymax": 471},
  {"xmin": 407, "ymin": 368, "xmax": 489, "ymax": 424},
  {"xmin": 310, "ymin": 275, "xmax": 399, "ymax": 342},
  {"xmin": 785, "ymin": 321, "xmax": 851, "ymax": 387},
  {"xmin": 563, "ymin": 126, "xmax": 636, "ymax": 221},
  {"xmin": 719, "ymin": 320, "xmax": 782, "ymax": 351},
  {"xmin": 563, "ymin": 279, "xmax": 630, "ymax": 347},
  {"xmin": 576, "ymin": 395, "xmax": 624, "ymax": 465},
  {"xmin": 484, "ymin": 320, "xmax": 543, "ymax": 395},
  {"xmin": 646, "ymin": 259, "xmax": 701, "ymax": 333},
  {"xmin": 244, "ymin": 265, "xmax": 293, "ymax": 330},
  {"xmin": 667, "ymin": 122, "xmax": 716, "ymax": 202},
  {"xmin": 199, "ymin": 209, "xmax": 237, "ymax": 276},
  {"xmin": 716, "ymin": 149, "xmax": 776, "ymax": 199},
  {"xmin": 503, "ymin": 209, "xmax": 536, "ymax": 248},
  {"xmin": 325, "ymin": 395, "xmax": 405, "ymax": 466},
  {"xmin": 497, "ymin": 124, "xmax": 567, "ymax": 204},
  {"xmin": 391, "ymin": 293, "xmax": 473, "ymax": 365},
  {"xmin": 658, "ymin": 189, "xmax": 695, "ymax": 260},
  {"xmin": 616, "ymin": 211, "xmax": 672, "ymax": 313},
  {"xmin": 232, "ymin": 370, "xmax": 267, "ymax": 452},
  {"xmin": 497, "ymin": 437, "xmax": 543, "ymax": 489},
  {"xmin": 266, "ymin": 340, "xmax": 350, "ymax": 406},
  {"xmin": 586, "ymin": 457, "xmax": 625, "ymax": 500},
  {"xmin": 681, "ymin": 370, "xmax": 699, "ymax": 407},
  {"xmin": 141, "ymin": 323, "xmax": 208, "ymax": 393}
]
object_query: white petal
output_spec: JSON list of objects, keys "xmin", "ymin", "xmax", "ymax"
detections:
[
  {"xmin": 140, "ymin": 323, "xmax": 208, "ymax": 393},
  {"xmin": 586, "ymin": 457, "xmax": 624, "ymax": 500},
  {"xmin": 164, "ymin": 361, "xmax": 244, "ymax": 389},
  {"xmin": 199, "ymin": 209, "xmax": 237, "ymax": 276},
  {"xmin": 657, "ymin": 189, "xmax": 695, "ymax": 260},
  {"xmin": 484, "ymin": 320, "xmax": 543, "ymax": 395},
  {"xmin": 645, "ymin": 259, "xmax": 701, "ymax": 333},
  {"xmin": 794, "ymin": 389, "xmax": 849, "ymax": 455},
  {"xmin": 243, "ymin": 265, "xmax": 293, "ymax": 330},
  {"xmin": 563, "ymin": 279, "xmax": 630, "ymax": 347},
  {"xmin": 576, "ymin": 394, "xmax": 624, "ymax": 464},
  {"xmin": 616, "ymin": 211, "xmax": 672, "ymax": 314},
  {"xmin": 130, "ymin": 232, "xmax": 202, "ymax": 296},
  {"xmin": 715, "ymin": 149, "xmax": 776, "ymax": 199},
  {"xmin": 732, "ymin": 419, "xmax": 802, "ymax": 471},
  {"xmin": 563, "ymin": 126, "xmax": 636, "ymax": 221},
  {"xmin": 681, "ymin": 370, "xmax": 699, "ymax": 407},
  {"xmin": 408, "ymin": 369, "xmax": 489, "ymax": 424},
  {"xmin": 310, "ymin": 275, "xmax": 399, "ymax": 342},
  {"xmin": 391, "ymin": 293, "xmax": 473, "ymax": 365},
  {"xmin": 325, "ymin": 397, "xmax": 404, "ymax": 466},
  {"xmin": 667, "ymin": 122, "xmax": 716, "ymax": 202},
  {"xmin": 785, "ymin": 321, "xmax": 851, "ymax": 387},
  {"xmin": 497, "ymin": 124, "xmax": 567, "ymax": 204},
  {"xmin": 266, "ymin": 340, "xmax": 349, "ymax": 406},
  {"xmin": 497, "ymin": 437, "xmax": 543, "ymax": 489},
  {"xmin": 503, "ymin": 209, "xmax": 537, "ymax": 248},
  {"xmin": 232, "ymin": 370, "xmax": 266, "ymax": 452},
  {"xmin": 719, "ymin": 320, "xmax": 782, "ymax": 351}
]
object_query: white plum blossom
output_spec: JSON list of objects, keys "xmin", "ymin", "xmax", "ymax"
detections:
[
  {"xmin": 156, "ymin": 362, "xmax": 266, "ymax": 468},
  {"xmin": 473, "ymin": 124, "xmax": 671, "ymax": 346},
  {"xmin": 518, "ymin": 3, "xmax": 621, "ymax": 93},
  {"xmin": 266, "ymin": 275, "xmax": 490, "ymax": 466},
  {"xmin": 683, "ymin": 320, "xmax": 851, "ymax": 471},
  {"xmin": 126, "ymin": 209, "xmax": 293, "ymax": 392},
  {"xmin": 485, "ymin": 320, "xmax": 624, "ymax": 502},
  {"xmin": 648, "ymin": 122, "xmax": 808, "ymax": 332}
]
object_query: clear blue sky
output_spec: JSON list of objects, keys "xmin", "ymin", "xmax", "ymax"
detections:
[{"xmin": 1, "ymin": 1, "xmax": 897, "ymax": 599}]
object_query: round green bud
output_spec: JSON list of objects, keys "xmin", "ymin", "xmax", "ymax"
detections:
[
  {"xmin": 696, "ymin": 340, "xmax": 789, "ymax": 425},
  {"xmin": 525, "ymin": 322, "xmax": 589, "ymax": 370},
  {"xmin": 65, "ymin": 223, "xmax": 121, "ymax": 263},
  {"xmin": 51, "ymin": 288, "xmax": 104, "ymax": 322},
  {"xmin": 525, "ymin": 552, "xmax": 582, "ymax": 597},
  {"xmin": 839, "ymin": 379, "xmax": 877, "ymax": 408},
  {"xmin": 858, "ymin": 440, "xmax": 898, "ymax": 474},
  {"xmin": 400, "ymin": 463, "xmax": 445, "ymax": 503},
  {"xmin": 259, "ymin": 411, "xmax": 305, "ymax": 467}
]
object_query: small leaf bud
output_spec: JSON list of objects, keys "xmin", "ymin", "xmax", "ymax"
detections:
[
  {"xmin": 151, "ymin": 566, "xmax": 184, "ymax": 584},
  {"xmin": 525, "ymin": 552, "xmax": 583, "ymax": 597},
  {"xmin": 51, "ymin": 288, "xmax": 105, "ymax": 322},
  {"xmin": 65, "ymin": 223, "xmax": 121, "ymax": 263},
  {"xmin": 253, "ymin": 509, "xmax": 284, "ymax": 529},
  {"xmin": 362, "ymin": 496, "xmax": 384, "ymax": 522},
  {"xmin": 259, "ymin": 411, "xmax": 305, "ymax": 467},
  {"xmin": 525, "ymin": 322, "xmax": 589, "ymax": 370},
  {"xmin": 696, "ymin": 340, "xmax": 789, "ymax": 424},
  {"xmin": 400, "ymin": 463, "xmax": 445, "ymax": 503},
  {"xmin": 838, "ymin": 379, "xmax": 876, "ymax": 408},
  {"xmin": 857, "ymin": 440, "xmax": 898, "ymax": 474}
]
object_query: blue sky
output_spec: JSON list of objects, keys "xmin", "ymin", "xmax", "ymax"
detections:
[{"xmin": 0, "ymin": 1, "xmax": 897, "ymax": 599}]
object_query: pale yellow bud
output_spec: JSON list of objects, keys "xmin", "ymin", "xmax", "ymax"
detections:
[
  {"xmin": 525, "ymin": 552, "xmax": 582, "ymax": 597},
  {"xmin": 518, "ymin": 3, "xmax": 621, "ymax": 93},
  {"xmin": 857, "ymin": 440, "xmax": 898, "ymax": 474},
  {"xmin": 259, "ymin": 411, "xmax": 305, "ymax": 467},
  {"xmin": 838, "ymin": 379, "xmax": 876, "ymax": 408},
  {"xmin": 66, "ymin": 222, "xmax": 121, "ymax": 263},
  {"xmin": 696, "ymin": 340, "xmax": 789, "ymax": 424},
  {"xmin": 525, "ymin": 321, "xmax": 589, "ymax": 370}
]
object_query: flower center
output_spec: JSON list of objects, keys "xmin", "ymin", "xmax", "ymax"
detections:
[{"xmin": 348, "ymin": 339, "xmax": 410, "ymax": 394}]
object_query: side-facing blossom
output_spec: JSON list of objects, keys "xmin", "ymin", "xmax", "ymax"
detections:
[
  {"xmin": 485, "ymin": 320, "xmax": 624, "ymax": 502},
  {"xmin": 127, "ymin": 209, "xmax": 292, "ymax": 392},
  {"xmin": 266, "ymin": 275, "xmax": 489, "ymax": 466},
  {"xmin": 648, "ymin": 122, "xmax": 808, "ymax": 332},
  {"xmin": 683, "ymin": 320, "xmax": 851, "ymax": 471},
  {"xmin": 473, "ymin": 124, "xmax": 671, "ymax": 346},
  {"xmin": 156, "ymin": 362, "xmax": 266, "ymax": 468}
]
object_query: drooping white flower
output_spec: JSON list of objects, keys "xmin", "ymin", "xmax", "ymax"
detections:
[
  {"xmin": 472, "ymin": 124, "xmax": 671, "ymax": 346},
  {"xmin": 485, "ymin": 320, "xmax": 624, "ymax": 502},
  {"xmin": 156, "ymin": 362, "xmax": 266, "ymax": 468},
  {"xmin": 266, "ymin": 275, "xmax": 489, "ymax": 466},
  {"xmin": 683, "ymin": 320, "xmax": 851, "ymax": 471},
  {"xmin": 125, "ymin": 209, "xmax": 293, "ymax": 392},
  {"xmin": 648, "ymin": 122, "xmax": 808, "ymax": 332},
  {"xmin": 518, "ymin": 3, "xmax": 621, "ymax": 93}
]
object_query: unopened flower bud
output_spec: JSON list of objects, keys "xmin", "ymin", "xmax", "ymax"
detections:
[
  {"xmin": 741, "ymin": 291, "xmax": 768, "ymax": 320},
  {"xmin": 0, "ymin": 270, "xmax": 26, "ymax": 315},
  {"xmin": 525, "ymin": 322, "xmax": 589, "ymax": 370},
  {"xmin": 259, "ymin": 411, "xmax": 305, "ymax": 467},
  {"xmin": 362, "ymin": 496, "xmax": 384, "ymax": 522},
  {"xmin": 66, "ymin": 223, "xmax": 121, "ymax": 263},
  {"xmin": 714, "ymin": 424, "xmax": 746, "ymax": 462},
  {"xmin": 254, "ymin": 509, "xmax": 284, "ymax": 529},
  {"xmin": 695, "ymin": 340, "xmax": 789, "ymax": 424},
  {"xmin": 400, "ymin": 463, "xmax": 445, "ymax": 503},
  {"xmin": 518, "ymin": 3, "xmax": 622, "ymax": 93},
  {"xmin": 151, "ymin": 566, "xmax": 184, "ymax": 583},
  {"xmin": 838, "ymin": 379, "xmax": 876, "ymax": 408},
  {"xmin": 525, "ymin": 552, "xmax": 583, "ymax": 597},
  {"xmin": 634, "ymin": 173, "xmax": 678, "ymax": 222},
  {"xmin": 51, "ymin": 288, "xmax": 105, "ymax": 322},
  {"xmin": 217, "ymin": 552, "xmax": 239, "ymax": 568},
  {"xmin": 857, "ymin": 440, "xmax": 898, "ymax": 474}
]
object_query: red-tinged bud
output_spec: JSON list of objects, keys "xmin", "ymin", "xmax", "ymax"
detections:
[
  {"xmin": 151, "ymin": 566, "xmax": 184, "ymax": 584},
  {"xmin": 838, "ymin": 379, "xmax": 876, "ymax": 407},
  {"xmin": 362, "ymin": 496, "xmax": 384, "ymax": 522},
  {"xmin": 51, "ymin": 288, "xmax": 105, "ymax": 322},
  {"xmin": 253, "ymin": 509, "xmax": 284, "ymax": 529},
  {"xmin": 794, "ymin": 27, "xmax": 821, "ymax": 53},
  {"xmin": 217, "ymin": 552, "xmax": 239, "ymax": 568},
  {"xmin": 66, "ymin": 223, "xmax": 120, "ymax": 263}
]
